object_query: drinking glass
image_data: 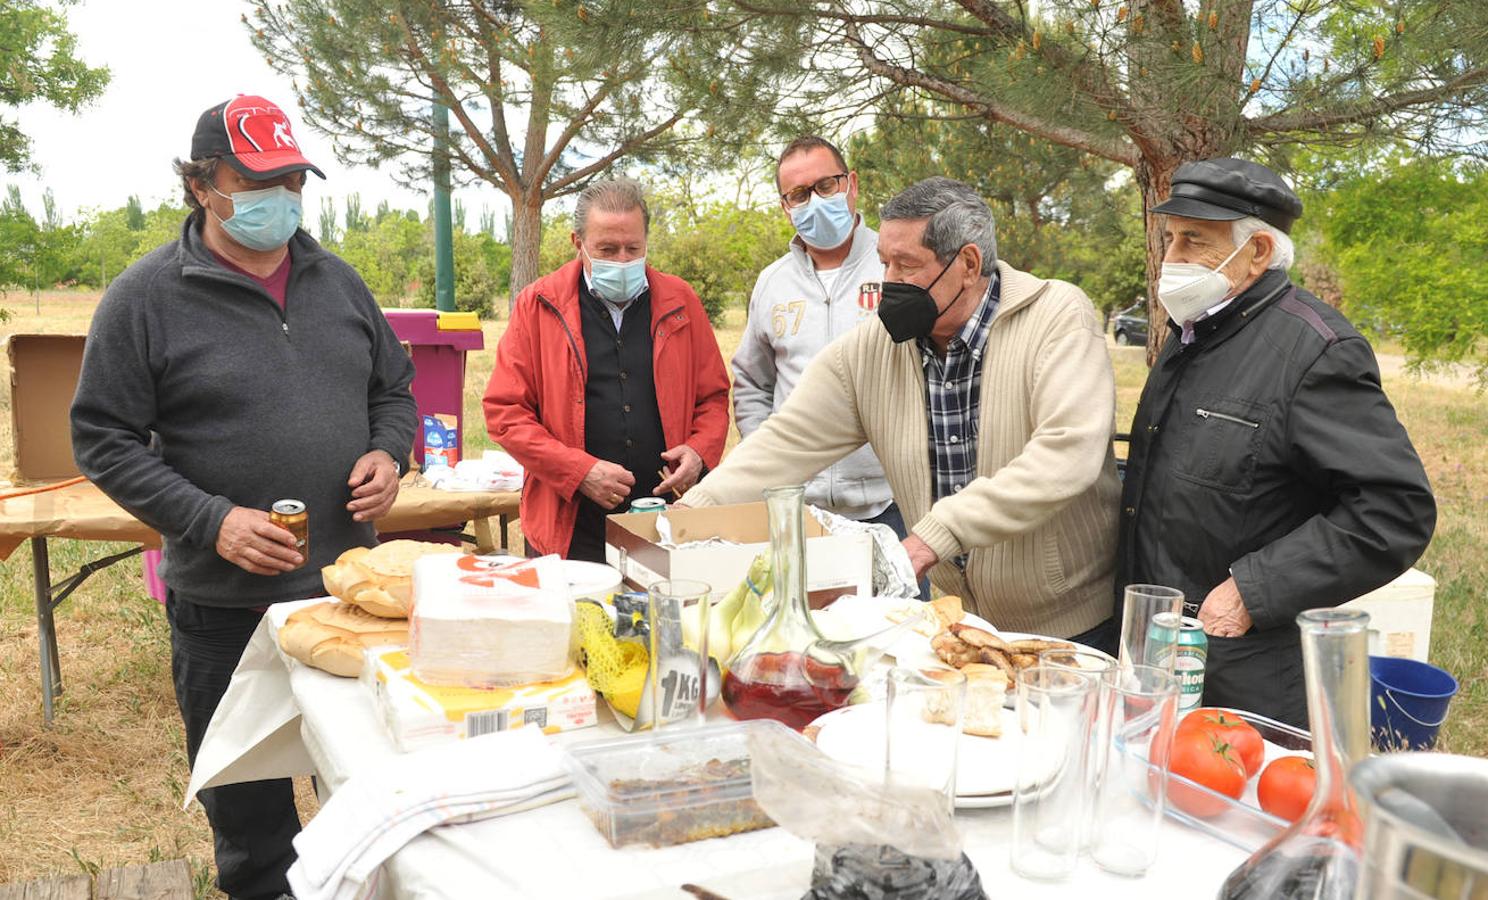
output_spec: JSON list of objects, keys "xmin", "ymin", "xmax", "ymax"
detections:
[
  {"xmin": 1118, "ymin": 584, "xmax": 1184, "ymax": 674},
  {"xmin": 1039, "ymin": 647, "xmax": 1118, "ymax": 851},
  {"xmin": 1090, "ymin": 664, "xmax": 1181, "ymax": 876},
  {"xmin": 885, "ymin": 667, "xmax": 966, "ymax": 816},
  {"xmin": 646, "ymin": 579, "xmax": 712, "ymax": 731},
  {"xmin": 1011, "ymin": 664, "xmax": 1100, "ymax": 881}
]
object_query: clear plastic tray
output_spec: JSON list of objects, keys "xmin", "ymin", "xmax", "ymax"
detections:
[
  {"xmin": 563, "ymin": 720, "xmax": 781, "ymax": 848},
  {"xmin": 1137, "ymin": 707, "xmax": 1313, "ymax": 853}
]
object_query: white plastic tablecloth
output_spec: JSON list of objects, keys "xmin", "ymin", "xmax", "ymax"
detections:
[{"xmin": 188, "ymin": 599, "xmax": 1247, "ymax": 898}]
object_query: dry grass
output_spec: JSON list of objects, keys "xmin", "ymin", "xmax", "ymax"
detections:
[{"xmin": 0, "ymin": 290, "xmax": 1482, "ymax": 892}]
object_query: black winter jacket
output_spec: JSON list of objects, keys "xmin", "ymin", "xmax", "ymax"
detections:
[{"xmin": 1117, "ymin": 269, "xmax": 1435, "ymax": 726}]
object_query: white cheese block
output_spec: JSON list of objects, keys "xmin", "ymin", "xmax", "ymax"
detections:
[{"xmin": 410, "ymin": 553, "xmax": 574, "ymax": 687}]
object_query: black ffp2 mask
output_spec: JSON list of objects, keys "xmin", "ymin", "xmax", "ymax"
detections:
[{"xmin": 878, "ymin": 257, "xmax": 963, "ymax": 343}]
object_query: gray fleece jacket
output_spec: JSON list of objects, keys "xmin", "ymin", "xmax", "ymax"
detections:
[{"xmin": 70, "ymin": 219, "xmax": 416, "ymax": 607}]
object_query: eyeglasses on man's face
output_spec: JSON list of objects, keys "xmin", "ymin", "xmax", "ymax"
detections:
[{"xmin": 781, "ymin": 173, "xmax": 849, "ymax": 209}]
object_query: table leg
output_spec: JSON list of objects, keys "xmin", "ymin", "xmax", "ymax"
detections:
[
  {"xmin": 31, "ymin": 537, "xmax": 59, "ymax": 724},
  {"xmin": 500, "ymin": 513, "xmax": 511, "ymax": 552}
]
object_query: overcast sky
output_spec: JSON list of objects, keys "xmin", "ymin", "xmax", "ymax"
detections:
[{"xmin": 12, "ymin": 0, "xmax": 512, "ymax": 234}]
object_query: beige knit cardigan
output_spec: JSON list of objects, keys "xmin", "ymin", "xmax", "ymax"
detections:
[{"xmin": 681, "ymin": 260, "xmax": 1122, "ymax": 638}]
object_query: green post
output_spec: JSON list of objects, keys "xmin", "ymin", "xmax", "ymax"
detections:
[{"xmin": 432, "ymin": 102, "xmax": 455, "ymax": 312}]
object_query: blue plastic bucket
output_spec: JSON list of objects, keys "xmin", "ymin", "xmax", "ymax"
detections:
[{"xmin": 1369, "ymin": 655, "xmax": 1458, "ymax": 751}]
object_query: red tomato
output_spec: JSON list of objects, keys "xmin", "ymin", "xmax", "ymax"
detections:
[
  {"xmin": 1178, "ymin": 708, "xmax": 1265, "ymax": 777},
  {"xmin": 1161, "ymin": 729, "xmax": 1248, "ymax": 818},
  {"xmin": 1257, "ymin": 756, "xmax": 1317, "ymax": 823}
]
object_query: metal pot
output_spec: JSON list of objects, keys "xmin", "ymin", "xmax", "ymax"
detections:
[{"xmin": 1350, "ymin": 753, "xmax": 1488, "ymax": 899}]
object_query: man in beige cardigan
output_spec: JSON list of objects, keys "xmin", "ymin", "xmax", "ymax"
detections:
[{"xmin": 680, "ymin": 177, "xmax": 1121, "ymax": 643}]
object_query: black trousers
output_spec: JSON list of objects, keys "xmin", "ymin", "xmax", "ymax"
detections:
[{"xmin": 167, "ymin": 593, "xmax": 300, "ymax": 900}]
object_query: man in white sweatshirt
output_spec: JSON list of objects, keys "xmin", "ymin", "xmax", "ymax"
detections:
[{"xmin": 734, "ymin": 138, "xmax": 917, "ymax": 580}]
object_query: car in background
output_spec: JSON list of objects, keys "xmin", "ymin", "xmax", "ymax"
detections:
[{"xmin": 1112, "ymin": 303, "xmax": 1149, "ymax": 346}]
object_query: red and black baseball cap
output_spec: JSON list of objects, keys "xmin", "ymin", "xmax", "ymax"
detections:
[{"xmin": 190, "ymin": 94, "xmax": 325, "ymax": 180}]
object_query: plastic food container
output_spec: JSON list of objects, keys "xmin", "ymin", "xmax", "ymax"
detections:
[
  {"xmin": 563, "ymin": 720, "xmax": 781, "ymax": 848},
  {"xmin": 1136, "ymin": 708, "xmax": 1312, "ymax": 852}
]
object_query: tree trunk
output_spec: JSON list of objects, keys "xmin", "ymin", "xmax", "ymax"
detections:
[
  {"xmin": 507, "ymin": 193, "xmax": 545, "ymax": 316},
  {"xmin": 1135, "ymin": 156, "xmax": 1178, "ymax": 367}
]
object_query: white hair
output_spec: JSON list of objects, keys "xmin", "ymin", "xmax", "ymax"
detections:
[{"xmin": 1232, "ymin": 216, "xmax": 1294, "ymax": 270}]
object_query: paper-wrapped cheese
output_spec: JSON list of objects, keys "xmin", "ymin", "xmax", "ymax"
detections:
[
  {"xmin": 279, "ymin": 601, "xmax": 409, "ymax": 677},
  {"xmin": 322, "ymin": 540, "xmax": 462, "ymax": 618},
  {"xmin": 410, "ymin": 554, "xmax": 574, "ymax": 687}
]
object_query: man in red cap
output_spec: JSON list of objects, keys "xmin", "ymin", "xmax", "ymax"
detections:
[{"xmin": 71, "ymin": 95, "xmax": 416, "ymax": 900}]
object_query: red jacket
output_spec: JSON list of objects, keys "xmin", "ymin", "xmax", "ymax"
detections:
[{"xmin": 483, "ymin": 259, "xmax": 731, "ymax": 557}]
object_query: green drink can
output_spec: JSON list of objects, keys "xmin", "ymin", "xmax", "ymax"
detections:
[
  {"xmin": 629, "ymin": 497, "xmax": 667, "ymax": 514},
  {"xmin": 1148, "ymin": 612, "xmax": 1208, "ymax": 711}
]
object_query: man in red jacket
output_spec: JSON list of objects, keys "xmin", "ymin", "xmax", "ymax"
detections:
[{"xmin": 484, "ymin": 179, "xmax": 730, "ymax": 561}]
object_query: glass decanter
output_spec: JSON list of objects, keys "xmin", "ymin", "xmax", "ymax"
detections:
[
  {"xmin": 1218, "ymin": 608, "xmax": 1371, "ymax": 900},
  {"xmin": 721, "ymin": 485, "xmax": 856, "ymax": 729}
]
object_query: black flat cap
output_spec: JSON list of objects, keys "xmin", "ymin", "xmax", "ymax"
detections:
[{"xmin": 1151, "ymin": 158, "xmax": 1303, "ymax": 234}]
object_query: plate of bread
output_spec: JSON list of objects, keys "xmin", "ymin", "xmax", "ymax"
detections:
[{"xmin": 807, "ymin": 594, "xmax": 1106, "ymax": 806}]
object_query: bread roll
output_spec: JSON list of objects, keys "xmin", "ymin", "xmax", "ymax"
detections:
[
  {"xmin": 279, "ymin": 601, "xmax": 409, "ymax": 677},
  {"xmin": 960, "ymin": 663, "xmax": 1008, "ymax": 738},
  {"xmin": 929, "ymin": 595, "xmax": 965, "ymax": 629},
  {"xmin": 321, "ymin": 540, "xmax": 461, "ymax": 618}
]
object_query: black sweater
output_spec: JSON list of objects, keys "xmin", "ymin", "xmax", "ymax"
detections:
[{"xmin": 71, "ymin": 219, "xmax": 416, "ymax": 606}]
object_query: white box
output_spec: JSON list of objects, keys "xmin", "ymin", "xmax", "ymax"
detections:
[
  {"xmin": 1340, "ymin": 567, "xmax": 1436, "ymax": 661},
  {"xmin": 604, "ymin": 502, "xmax": 873, "ymax": 606}
]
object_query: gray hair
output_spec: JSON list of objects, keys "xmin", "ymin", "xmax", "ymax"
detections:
[
  {"xmin": 1233, "ymin": 216, "xmax": 1294, "ymax": 270},
  {"xmin": 574, "ymin": 178, "xmax": 650, "ymax": 236},
  {"xmin": 173, "ymin": 156, "xmax": 220, "ymax": 220},
  {"xmin": 880, "ymin": 177, "xmax": 997, "ymax": 276}
]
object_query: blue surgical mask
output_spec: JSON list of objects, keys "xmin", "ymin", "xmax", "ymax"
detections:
[
  {"xmin": 790, "ymin": 192, "xmax": 854, "ymax": 250},
  {"xmin": 583, "ymin": 247, "xmax": 648, "ymax": 304},
  {"xmin": 210, "ymin": 184, "xmax": 302, "ymax": 251}
]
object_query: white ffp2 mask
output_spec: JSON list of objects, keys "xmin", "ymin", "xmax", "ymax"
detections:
[{"xmin": 1156, "ymin": 239, "xmax": 1251, "ymax": 327}]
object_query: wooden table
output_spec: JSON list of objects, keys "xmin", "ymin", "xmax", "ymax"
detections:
[{"xmin": 0, "ymin": 476, "xmax": 520, "ymax": 722}]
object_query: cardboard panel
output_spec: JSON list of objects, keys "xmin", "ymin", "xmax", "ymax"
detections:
[{"xmin": 6, "ymin": 334, "xmax": 86, "ymax": 483}]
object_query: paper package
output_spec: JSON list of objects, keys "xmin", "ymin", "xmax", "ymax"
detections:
[
  {"xmin": 363, "ymin": 645, "xmax": 596, "ymax": 753},
  {"xmin": 410, "ymin": 553, "xmax": 575, "ymax": 687}
]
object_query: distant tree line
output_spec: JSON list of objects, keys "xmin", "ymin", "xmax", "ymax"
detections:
[{"xmin": 2, "ymin": 151, "xmax": 1485, "ymax": 380}]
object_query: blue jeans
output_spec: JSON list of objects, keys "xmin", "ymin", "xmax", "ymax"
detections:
[{"xmin": 862, "ymin": 502, "xmax": 931, "ymax": 601}]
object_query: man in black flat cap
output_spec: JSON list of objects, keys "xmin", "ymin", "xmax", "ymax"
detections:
[{"xmin": 1116, "ymin": 157, "xmax": 1435, "ymax": 727}]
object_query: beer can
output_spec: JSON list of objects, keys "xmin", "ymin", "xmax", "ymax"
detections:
[
  {"xmin": 629, "ymin": 497, "xmax": 667, "ymax": 514},
  {"xmin": 1148, "ymin": 612, "xmax": 1207, "ymax": 711},
  {"xmin": 269, "ymin": 499, "xmax": 309, "ymax": 568}
]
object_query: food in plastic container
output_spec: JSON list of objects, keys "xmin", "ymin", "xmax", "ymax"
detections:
[{"xmin": 563, "ymin": 721, "xmax": 779, "ymax": 848}]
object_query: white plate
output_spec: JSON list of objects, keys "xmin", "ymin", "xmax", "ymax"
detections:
[
  {"xmin": 811, "ymin": 596, "xmax": 1111, "ymax": 674},
  {"xmin": 809, "ymin": 701, "xmax": 1069, "ymax": 809},
  {"xmin": 811, "ymin": 596, "xmax": 999, "ymax": 670}
]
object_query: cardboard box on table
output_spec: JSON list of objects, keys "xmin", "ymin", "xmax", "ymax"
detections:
[
  {"xmin": 362, "ymin": 645, "xmax": 597, "ymax": 753},
  {"xmin": 6, "ymin": 334, "xmax": 87, "ymax": 484},
  {"xmin": 604, "ymin": 502, "xmax": 873, "ymax": 607}
]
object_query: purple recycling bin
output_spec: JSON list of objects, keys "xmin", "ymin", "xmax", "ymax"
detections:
[{"xmin": 382, "ymin": 309, "xmax": 485, "ymax": 469}]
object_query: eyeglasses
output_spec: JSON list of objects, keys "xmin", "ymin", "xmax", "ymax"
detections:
[{"xmin": 780, "ymin": 173, "xmax": 849, "ymax": 209}]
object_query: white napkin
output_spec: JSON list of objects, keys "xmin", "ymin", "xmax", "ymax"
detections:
[
  {"xmin": 425, "ymin": 450, "xmax": 524, "ymax": 492},
  {"xmin": 287, "ymin": 727, "xmax": 572, "ymax": 900}
]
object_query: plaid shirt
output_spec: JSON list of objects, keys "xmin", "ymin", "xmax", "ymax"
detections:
[{"xmin": 920, "ymin": 276, "xmax": 1000, "ymax": 519}]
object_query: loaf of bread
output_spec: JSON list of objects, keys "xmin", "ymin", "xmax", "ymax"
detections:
[
  {"xmin": 278, "ymin": 601, "xmax": 409, "ymax": 677},
  {"xmin": 322, "ymin": 540, "xmax": 461, "ymax": 618}
]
